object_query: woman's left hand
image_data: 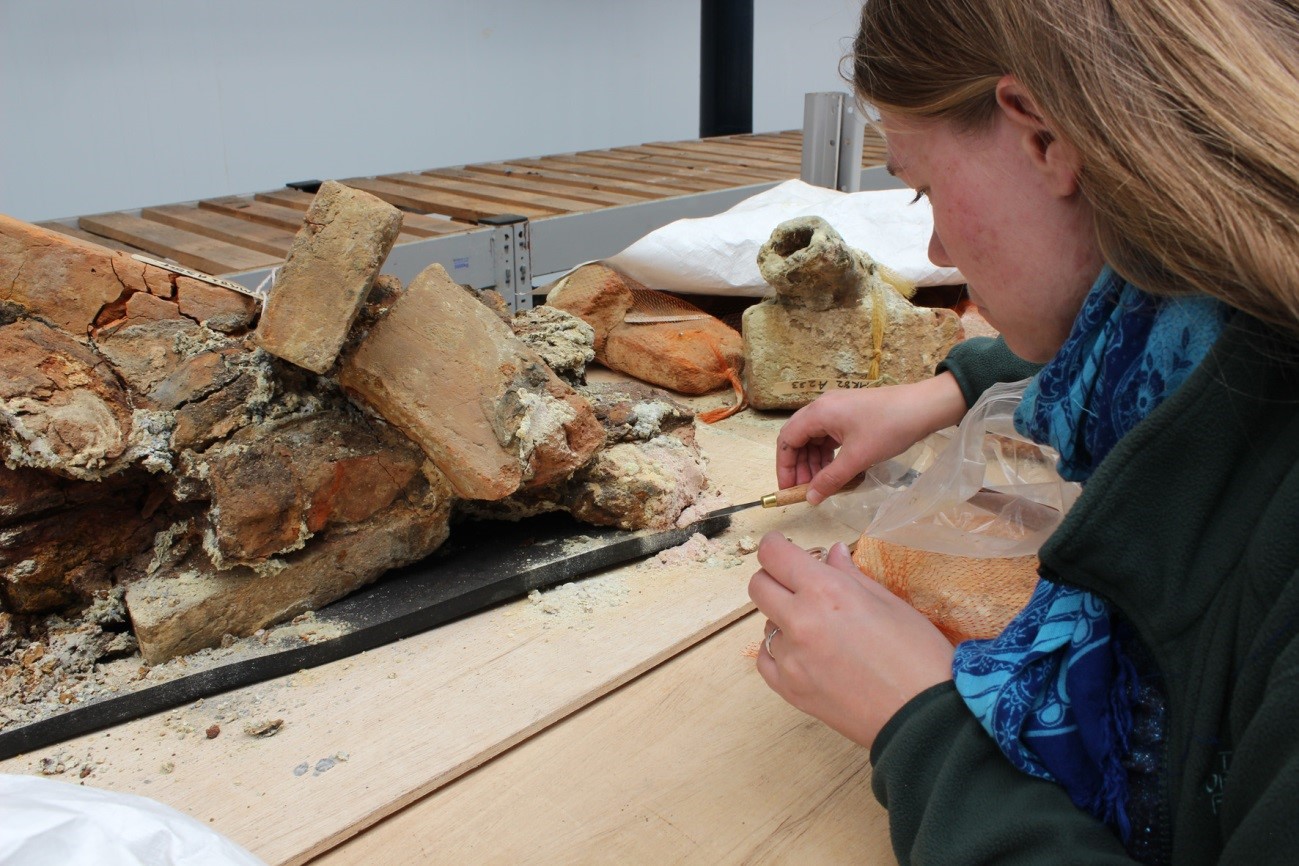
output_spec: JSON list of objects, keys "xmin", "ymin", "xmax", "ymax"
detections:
[{"xmin": 748, "ymin": 532, "xmax": 956, "ymax": 748}]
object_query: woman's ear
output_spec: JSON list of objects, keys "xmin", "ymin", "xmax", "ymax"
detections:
[{"xmin": 994, "ymin": 75, "xmax": 1082, "ymax": 197}]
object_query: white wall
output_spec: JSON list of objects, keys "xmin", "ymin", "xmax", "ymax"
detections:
[{"xmin": 0, "ymin": 0, "xmax": 862, "ymax": 222}]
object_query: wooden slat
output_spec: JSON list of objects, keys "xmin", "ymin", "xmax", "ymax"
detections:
[
  {"xmin": 246, "ymin": 190, "xmax": 473, "ymax": 238},
  {"xmin": 428, "ymin": 167, "xmax": 645, "ymax": 207},
  {"xmin": 140, "ymin": 204, "xmax": 296, "ymax": 257},
  {"xmin": 650, "ymin": 137, "xmax": 802, "ymax": 165},
  {"xmin": 657, "ymin": 139, "xmax": 802, "ymax": 170},
  {"xmin": 621, "ymin": 144, "xmax": 796, "ymax": 178},
  {"xmin": 732, "ymin": 132, "xmax": 803, "ymax": 153},
  {"xmin": 511, "ymin": 156, "xmax": 719, "ymax": 192},
  {"xmin": 252, "ymin": 188, "xmax": 318, "ymax": 212},
  {"xmin": 77, "ymin": 212, "xmax": 280, "ymax": 274},
  {"xmin": 462, "ymin": 163, "xmax": 667, "ymax": 200},
  {"xmin": 200, "ymin": 196, "xmax": 310, "ymax": 232},
  {"xmin": 388, "ymin": 171, "xmax": 596, "ymax": 214},
  {"xmin": 342, "ymin": 177, "xmax": 556, "ymax": 221},
  {"xmin": 596, "ymin": 146, "xmax": 789, "ymax": 179},
  {"xmin": 198, "ymin": 197, "xmax": 429, "ymax": 246},
  {"xmin": 563, "ymin": 152, "xmax": 747, "ymax": 189},
  {"xmin": 36, "ymin": 221, "xmax": 160, "ymax": 256},
  {"xmin": 589, "ymin": 150, "xmax": 787, "ymax": 186}
]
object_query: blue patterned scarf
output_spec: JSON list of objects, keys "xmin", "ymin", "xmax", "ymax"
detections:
[{"xmin": 952, "ymin": 266, "xmax": 1228, "ymax": 837}]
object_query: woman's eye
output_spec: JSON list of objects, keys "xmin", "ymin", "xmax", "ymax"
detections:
[{"xmin": 909, "ymin": 188, "xmax": 929, "ymax": 205}]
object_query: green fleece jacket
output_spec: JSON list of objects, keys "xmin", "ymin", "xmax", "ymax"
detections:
[{"xmin": 870, "ymin": 321, "xmax": 1299, "ymax": 864}]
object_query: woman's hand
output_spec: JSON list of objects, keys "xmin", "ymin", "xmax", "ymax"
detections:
[
  {"xmin": 776, "ymin": 373, "xmax": 967, "ymax": 504},
  {"xmin": 748, "ymin": 533, "xmax": 955, "ymax": 748}
]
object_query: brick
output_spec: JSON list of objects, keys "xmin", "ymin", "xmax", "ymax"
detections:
[
  {"xmin": 254, "ymin": 181, "xmax": 403, "ymax": 373},
  {"xmin": 339, "ymin": 263, "xmax": 604, "ymax": 501},
  {"xmin": 0, "ymin": 214, "xmax": 176, "ymax": 337},
  {"xmin": 175, "ymin": 276, "xmax": 257, "ymax": 333},
  {"xmin": 125, "ymin": 471, "xmax": 453, "ymax": 664}
]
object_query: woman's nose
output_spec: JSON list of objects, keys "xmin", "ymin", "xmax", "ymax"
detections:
[{"xmin": 928, "ymin": 230, "xmax": 953, "ymax": 268}]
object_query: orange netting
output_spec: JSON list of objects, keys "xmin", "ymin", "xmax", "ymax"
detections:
[
  {"xmin": 621, "ymin": 286, "xmax": 747, "ymax": 423},
  {"xmin": 852, "ymin": 535, "xmax": 1039, "ymax": 644},
  {"xmin": 625, "ymin": 289, "xmax": 713, "ymax": 323}
]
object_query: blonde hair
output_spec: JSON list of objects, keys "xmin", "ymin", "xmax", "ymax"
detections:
[{"xmin": 854, "ymin": 0, "xmax": 1299, "ymax": 335}]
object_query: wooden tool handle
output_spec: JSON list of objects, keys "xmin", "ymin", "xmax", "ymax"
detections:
[
  {"xmin": 759, "ymin": 474, "xmax": 866, "ymax": 509},
  {"xmin": 759, "ymin": 484, "xmax": 812, "ymax": 508}
]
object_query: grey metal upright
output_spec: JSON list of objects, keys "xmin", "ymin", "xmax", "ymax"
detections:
[
  {"xmin": 480, "ymin": 214, "xmax": 533, "ymax": 313},
  {"xmin": 800, "ymin": 92, "xmax": 868, "ymax": 193}
]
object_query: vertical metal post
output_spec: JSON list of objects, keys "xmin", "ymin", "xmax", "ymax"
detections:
[
  {"xmin": 480, "ymin": 214, "xmax": 532, "ymax": 313},
  {"xmin": 800, "ymin": 92, "xmax": 868, "ymax": 193},
  {"xmin": 700, "ymin": 0, "xmax": 754, "ymax": 138},
  {"xmin": 836, "ymin": 99, "xmax": 866, "ymax": 193}
]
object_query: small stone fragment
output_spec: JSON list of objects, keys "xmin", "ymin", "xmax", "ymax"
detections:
[
  {"xmin": 206, "ymin": 724, "xmax": 221, "ymax": 739},
  {"xmin": 244, "ymin": 718, "xmax": 284, "ymax": 738}
]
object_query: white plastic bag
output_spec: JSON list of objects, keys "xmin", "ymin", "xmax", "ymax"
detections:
[
  {"xmin": 0, "ymin": 774, "xmax": 265, "ymax": 866},
  {"xmin": 605, "ymin": 179, "xmax": 964, "ymax": 296},
  {"xmin": 826, "ymin": 380, "xmax": 1081, "ymax": 557}
]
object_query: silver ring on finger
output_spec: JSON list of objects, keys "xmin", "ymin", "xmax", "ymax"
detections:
[{"xmin": 764, "ymin": 625, "xmax": 781, "ymax": 661}]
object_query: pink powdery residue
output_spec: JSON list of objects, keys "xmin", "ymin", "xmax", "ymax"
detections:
[{"xmin": 655, "ymin": 532, "xmax": 722, "ymax": 566}]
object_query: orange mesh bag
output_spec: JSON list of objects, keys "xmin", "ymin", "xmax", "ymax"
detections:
[
  {"xmin": 546, "ymin": 264, "xmax": 746, "ymax": 421},
  {"xmin": 852, "ymin": 536, "xmax": 1039, "ymax": 644}
]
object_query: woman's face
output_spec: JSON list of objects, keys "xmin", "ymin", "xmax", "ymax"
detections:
[{"xmin": 880, "ymin": 107, "xmax": 1104, "ymax": 362}]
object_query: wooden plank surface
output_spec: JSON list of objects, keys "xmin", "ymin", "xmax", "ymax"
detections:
[
  {"xmin": 36, "ymin": 221, "xmax": 160, "ymax": 257},
  {"xmin": 590, "ymin": 149, "xmax": 788, "ymax": 186},
  {"xmin": 463, "ymin": 163, "xmax": 668, "ymax": 200},
  {"xmin": 0, "ymin": 405, "xmax": 866, "ymax": 866},
  {"xmin": 77, "ymin": 212, "xmax": 281, "ymax": 275},
  {"xmin": 140, "ymin": 204, "xmax": 297, "ymax": 257},
  {"xmin": 342, "ymin": 176, "xmax": 556, "ymax": 221},
  {"xmin": 197, "ymin": 197, "xmax": 428, "ymax": 246},
  {"xmin": 510, "ymin": 156, "xmax": 719, "ymax": 192},
  {"xmin": 248, "ymin": 189, "xmax": 474, "ymax": 237},
  {"xmin": 388, "ymin": 171, "xmax": 595, "ymax": 214},
  {"xmin": 612, "ymin": 145, "xmax": 795, "ymax": 177},
  {"xmin": 316, "ymin": 611, "xmax": 893, "ymax": 865},
  {"xmin": 428, "ymin": 167, "xmax": 646, "ymax": 207},
  {"xmin": 252, "ymin": 188, "xmax": 320, "ymax": 212},
  {"xmin": 645, "ymin": 139, "xmax": 802, "ymax": 171}
]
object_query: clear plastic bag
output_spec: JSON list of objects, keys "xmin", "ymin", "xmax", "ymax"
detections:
[{"xmin": 825, "ymin": 379, "xmax": 1081, "ymax": 558}]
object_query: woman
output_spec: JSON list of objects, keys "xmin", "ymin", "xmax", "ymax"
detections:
[{"xmin": 748, "ymin": 1, "xmax": 1299, "ymax": 863}]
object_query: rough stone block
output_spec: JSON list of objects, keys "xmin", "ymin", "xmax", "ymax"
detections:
[
  {"xmin": 339, "ymin": 263, "xmax": 604, "ymax": 501},
  {"xmin": 743, "ymin": 216, "xmax": 962, "ymax": 410},
  {"xmin": 254, "ymin": 181, "xmax": 403, "ymax": 374},
  {"xmin": 0, "ymin": 317, "xmax": 135, "ymax": 480},
  {"xmin": 175, "ymin": 277, "xmax": 257, "ymax": 333},
  {"xmin": 199, "ymin": 411, "xmax": 431, "ymax": 568},
  {"xmin": 125, "ymin": 472, "xmax": 453, "ymax": 664}
]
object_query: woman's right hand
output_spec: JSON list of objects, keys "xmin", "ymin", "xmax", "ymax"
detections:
[{"xmin": 775, "ymin": 372, "xmax": 967, "ymax": 504}]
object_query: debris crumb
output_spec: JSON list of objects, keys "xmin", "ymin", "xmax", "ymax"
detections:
[
  {"xmin": 293, "ymin": 762, "xmax": 309, "ymax": 777},
  {"xmin": 654, "ymin": 533, "xmax": 744, "ymax": 569},
  {"xmin": 206, "ymin": 724, "xmax": 221, "ymax": 739},
  {"xmin": 314, "ymin": 757, "xmax": 336, "ymax": 775},
  {"xmin": 244, "ymin": 718, "xmax": 284, "ymax": 738}
]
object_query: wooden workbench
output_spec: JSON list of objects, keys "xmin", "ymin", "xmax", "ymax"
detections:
[{"xmin": 0, "ymin": 391, "xmax": 897, "ymax": 864}]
